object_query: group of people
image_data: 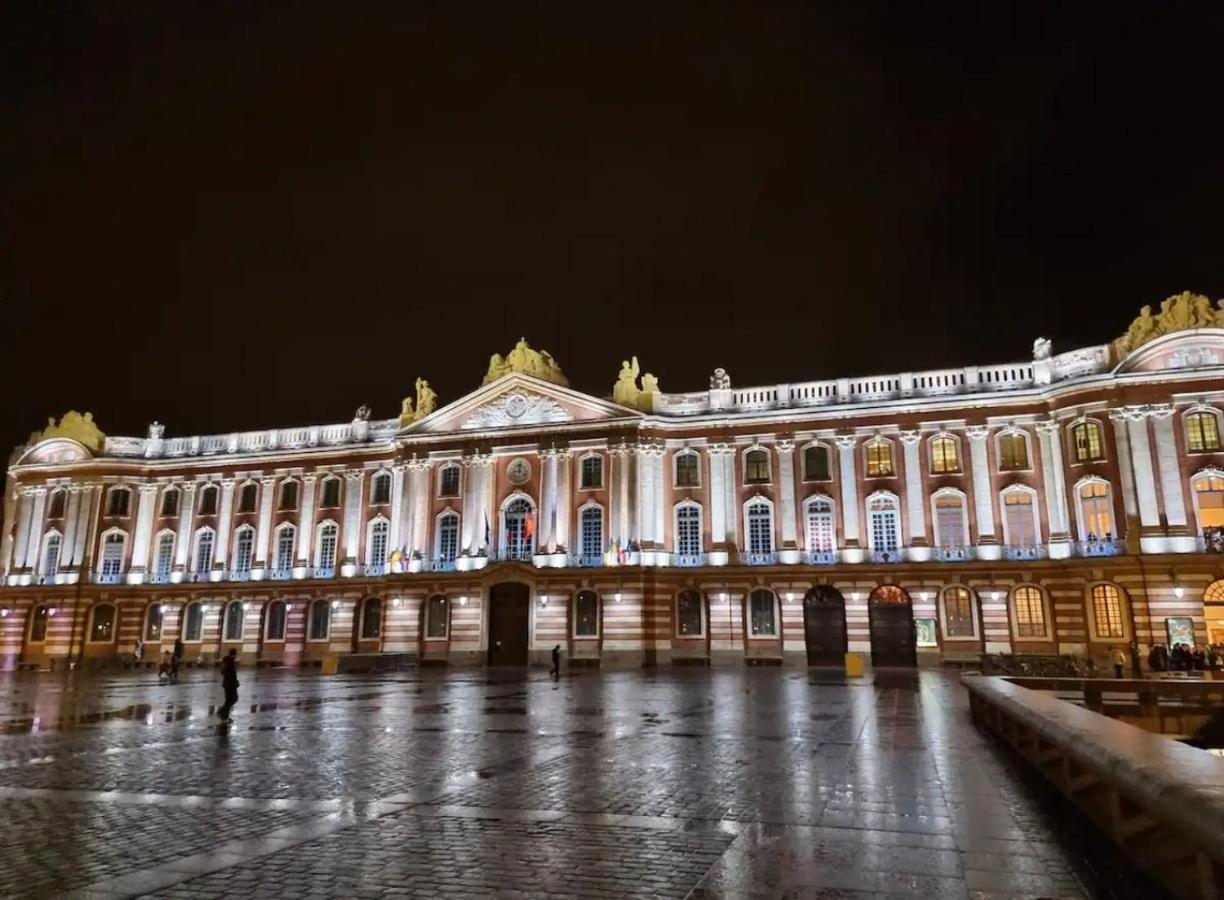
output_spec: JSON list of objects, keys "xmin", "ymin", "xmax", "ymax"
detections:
[
  {"xmin": 157, "ymin": 639, "xmax": 185, "ymax": 681},
  {"xmin": 1147, "ymin": 642, "xmax": 1222, "ymax": 673}
]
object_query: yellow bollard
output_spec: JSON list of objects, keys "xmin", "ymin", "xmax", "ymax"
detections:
[
  {"xmin": 844, "ymin": 652, "xmax": 865, "ymax": 677},
  {"xmin": 320, "ymin": 654, "xmax": 339, "ymax": 675}
]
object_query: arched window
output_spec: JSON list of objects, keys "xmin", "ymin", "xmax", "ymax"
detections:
[
  {"xmin": 1193, "ymin": 473, "xmax": 1224, "ymax": 530},
  {"xmin": 676, "ymin": 589, "xmax": 704, "ymax": 637},
  {"xmin": 998, "ymin": 431, "xmax": 1030, "ymax": 471},
  {"xmin": 274, "ymin": 524, "xmax": 296, "ymax": 573},
  {"xmin": 425, "ymin": 594, "xmax": 448, "ymax": 638},
  {"xmin": 278, "ymin": 480, "xmax": 299, "ymax": 511},
  {"xmin": 674, "ymin": 451, "xmax": 700, "ymax": 487},
  {"xmin": 47, "ymin": 490, "xmax": 66, "ymax": 520},
  {"xmin": 864, "ymin": 439, "xmax": 894, "ymax": 477},
  {"xmin": 1077, "ymin": 480, "xmax": 1115, "ymax": 541},
  {"xmin": 942, "ymin": 587, "xmax": 976, "ymax": 638},
  {"xmin": 238, "ymin": 482, "xmax": 258, "ymax": 514},
  {"xmin": 320, "ymin": 477, "xmax": 341, "ymax": 509},
  {"xmin": 145, "ymin": 604, "xmax": 164, "ymax": 641},
  {"xmin": 675, "ymin": 503, "xmax": 702, "ymax": 562},
  {"xmin": 1071, "ymin": 421, "xmax": 1104, "ymax": 462},
  {"xmin": 1012, "ymin": 586, "xmax": 1048, "ymax": 638},
  {"xmin": 744, "ymin": 448, "xmax": 770, "ymax": 484},
  {"xmin": 99, "ymin": 532, "xmax": 126, "ymax": 579},
  {"xmin": 371, "ymin": 471, "xmax": 392, "ymax": 505},
  {"xmin": 745, "ymin": 499, "xmax": 774, "ymax": 559},
  {"xmin": 932, "ymin": 491, "xmax": 967, "ymax": 553},
  {"xmin": 1205, "ymin": 579, "xmax": 1224, "ymax": 603},
  {"xmin": 438, "ymin": 465, "xmax": 460, "ymax": 498},
  {"xmin": 930, "ymin": 436, "xmax": 960, "ymax": 474},
  {"xmin": 223, "ymin": 602, "xmax": 244, "ymax": 641},
  {"xmin": 193, "ymin": 529, "xmax": 215, "ymax": 576},
  {"xmin": 183, "ymin": 602, "xmax": 204, "ymax": 642},
  {"xmin": 581, "ymin": 455, "xmax": 604, "ymax": 489},
  {"xmin": 361, "ymin": 598, "xmax": 382, "ymax": 640},
  {"xmin": 503, "ymin": 497, "xmax": 534, "ymax": 561},
  {"xmin": 803, "ymin": 445, "xmax": 830, "ymax": 481},
  {"xmin": 436, "ymin": 513, "xmax": 459, "ymax": 564},
  {"xmin": 154, "ymin": 532, "xmax": 175, "ymax": 581},
  {"xmin": 232, "ymin": 527, "xmax": 255, "ymax": 575},
  {"xmin": 41, "ymin": 531, "xmax": 61, "ymax": 576},
  {"xmin": 90, "ymin": 603, "xmax": 116, "ymax": 642},
  {"xmin": 579, "ymin": 506, "xmax": 603, "ymax": 560},
  {"xmin": 574, "ymin": 590, "xmax": 599, "ymax": 637},
  {"xmin": 29, "ymin": 605, "xmax": 50, "ymax": 643},
  {"xmin": 868, "ymin": 493, "xmax": 901, "ymax": 553},
  {"xmin": 309, "ymin": 600, "xmax": 330, "ymax": 640},
  {"xmin": 1186, "ymin": 410, "xmax": 1222, "ymax": 452},
  {"xmin": 315, "ymin": 522, "xmax": 338, "ymax": 571},
  {"xmin": 1001, "ymin": 487, "xmax": 1040, "ymax": 552},
  {"xmin": 805, "ymin": 496, "xmax": 836, "ymax": 555},
  {"xmin": 198, "ymin": 485, "xmax": 218, "ymax": 516},
  {"xmin": 1090, "ymin": 584, "xmax": 1126, "ymax": 639},
  {"xmin": 367, "ymin": 519, "xmax": 389, "ymax": 568},
  {"xmin": 265, "ymin": 600, "xmax": 287, "ymax": 641},
  {"xmin": 106, "ymin": 487, "xmax": 131, "ymax": 517},
  {"xmin": 748, "ymin": 589, "xmax": 777, "ymax": 636},
  {"xmin": 161, "ymin": 487, "xmax": 180, "ymax": 517}
]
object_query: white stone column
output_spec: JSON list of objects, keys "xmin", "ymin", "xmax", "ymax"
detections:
[
  {"xmin": 0, "ymin": 484, "xmax": 16, "ymax": 578},
  {"xmin": 538, "ymin": 449, "xmax": 558, "ymax": 551},
  {"xmin": 213, "ymin": 478, "xmax": 237, "ymax": 570},
  {"xmin": 966, "ymin": 426, "xmax": 999, "ymax": 559},
  {"xmin": 634, "ymin": 444, "xmax": 652, "ymax": 547},
  {"xmin": 708, "ymin": 444, "xmax": 728, "ymax": 547},
  {"xmin": 296, "ymin": 474, "xmax": 317, "ymax": 566},
  {"xmin": 173, "ymin": 482, "xmax": 198, "ymax": 570},
  {"xmin": 1108, "ymin": 410, "xmax": 1140, "ymax": 520},
  {"xmin": 1123, "ymin": 412, "xmax": 1161, "ymax": 528},
  {"xmin": 1035, "ymin": 421, "xmax": 1071, "ymax": 557},
  {"xmin": 11, "ymin": 489, "xmax": 35, "ymax": 573},
  {"xmin": 254, "ymin": 476, "xmax": 277, "ymax": 568},
  {"xmin": 776, "ymin": 440, "xmax": 798, "ymax": 557},
  {"xmin": 554, "ymin": 450, "xmax": 572, "ymax": 551},
  {"xmin": 72, "ymin": 485, "xmax": 99, "ymax": 567},
  {"xmin": 24, "ymin": 488, "xmax": 48, "ymax": 572},
  {"xmin": 613, "ymin": 447, "xmax": 631, "ymax": 546},
  {"xmin": 899, "ymin": 431, "xmax": 929, "ymax": 559},
  {"xmin": 1151, "ymin": 406, "xmax": 1188, "ymax": 528},
  {"xmin": 403, "ymin": 461, "xmax": 430, "ymax": 558},
  {"xmin": 653, "ymin": 449, "xmax": 666, "ymax": 551},
  {"xmin": 129, "ymin": 483, "xmax": 160, "ymax": 574},
  {"xmin": 342, "ymin": 469, "xmax": 365, "ymax": 564},
  {"xmin": 60, "ymin": 485, "xmax": 83, "ymax": 573},
  {"xmin": 835, "ymin": 436, "xmax": 861, "ymax": 560},
  {"xmin": 460, "ymin": 456, "xmax": 478, "ymax": 554},
  {"xmin": 388, "ymin": 464, "xmax": 406, "ymax": 557},
  {"xmin": 721, "ymin": 449, "xmax": 738, "ymax": 547}
]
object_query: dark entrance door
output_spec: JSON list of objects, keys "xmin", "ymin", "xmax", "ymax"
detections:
[
  {"xmin": 868, "ymin": 585, "xmax": 917, "ymax": 667},
  {"xmin": 803, "ymin": 587, "xmax": 847, "ymax": 666},
  {"xmin": 488, "ymin": 582, "xmax": 530, "ymax": 666}
]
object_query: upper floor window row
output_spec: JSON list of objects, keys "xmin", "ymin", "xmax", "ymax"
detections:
[
  {"xmin": 1072, "ymin": 421, "xmax": 1105, "ymax": 463},
  {"xmin": 581, "ymin": 455, "xmax": 604, "ymax": 490},
  {"xmin": 745, "ymin": 449, "xmax": 770, "ymax": 484},
  {"xmin": 929, "ymin": 435, "xmax": 960, "ymax": 474},
  {"xmin": 675, "ymin": 451, "xmax": 700, "ymax": 487},
  {"xmin": 1186, "ymin": 409, "xmax": 1222, "ymax": 453},
  {"xmin": 106, "ymin": 487, "xmax": 130, "ymax": 518}
]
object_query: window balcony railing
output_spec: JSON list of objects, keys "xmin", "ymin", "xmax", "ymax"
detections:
[
  {"xmin": 312, "ymin": 566, "xmax": 336, "ymax": 579},
  {"xmin": 364, "ymin": 563, "xmax": 387, "ymax": 577},
  {"xmin": 869, "ymin": 549, "xmax": 903, "ymax": 564},
  {"xmin": 674, "ymin": 552, "xmax": 707, "ymax": 567},
  {"xmin": 269, "ymin": 568, "xmax": 293, "ymax": 580},
  {"xmin": 744, "ymin": 550, "xmax": 777, "ymax": 566},
  {"xmin": 422, "ymin": 558, "xmax": 457, "ymax": 573},
  {"xmin": 1004, "ymin": 545, "xmax": 1046, "ymax": 561},
  {"xmin": 228, "ymin": 569, "xmax": 252, "ymax": 582},
  {"xmin": 934, "ymin": 545, "xmax": 973, "ymax": 562},
  {"xmin": 147, "ymin": 572, "xmax": 172, "ymax": 584},
  {"xmin": 570, "ymin": 553, "xmax": 604, "ymax": 568},
  {"xmin": 805, "ymin": 549, "xmax": 839, "ymax": 565},
  {"xmin": 496, "ymin": 548, "xmax": 534, "ymax": 563},
  {"xmin": 1076, "ymin": 538, "xmax": 1124, "ymax": 557},
  {"xmin": 93, "ymin": 572, "xmax": 123, "ymax": 585}
]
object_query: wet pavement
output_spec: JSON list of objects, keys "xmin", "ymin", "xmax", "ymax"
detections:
[{"xmin": 0, "ymin": 666, "xmax": 1160, "ymax": 899}]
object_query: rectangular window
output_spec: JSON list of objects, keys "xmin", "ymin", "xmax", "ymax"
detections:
[
  {"xmin": 749, "ymin": 591, "xmax": 776, "ymax": 636},
  {"xmin": 676, "ymin": 506, "xmax": 702, "ymax": 558},
  {"xmin": 930, "ymin": 438, "xmax": 960, "ymax": 474},
  {"xmin": 279, "ymin": 482, "xmax": 298, "ymax": 511},
  {"xmin": 999, "ymin": 433, "xmax": 1029, "ymax": 470},
  {"xmin": 439, "ymin": 467, "xmax": 460, "ymax": 497},
  {"xmin": 320, "ymin": 479, "xmax": 341, "ymax": 508},
  {"xmin": 155, "ymin": 536, "xmax": 174, "ymax": 579},
  {"xmin": 275, "ymin": 528, "xmax": 295, "ymax": 572},
  {"xmin": 309, "ymin": 603, "xmax": 330, "ymax": 640},
  {"xmin": 198, "ymin": 487, "xmax": 218, "ymax": 516},
  {"xmin": 101, "ymin": 536, "xmax": 125, "ymax": 577},
  {"xmin": 161, "ymin": 490, "xmax": 179, "ymax": 517},
  {"xmin": 194, "ymin": 532, "xmax": 214, "ymax": 575},
  {"xmin": 869, "ymin": 509, "xmax": 900, "ymax": 553},
  {"xmin": 747, "ymin": 506, "xmax": 773, "ymax": 555},
  {"xmin": 317, "ymin": 527, "xmax": 337, "ymax": 569},
  {"xmin": 675, "ymin": 453, "xmax": 699, "ymax": 487},
  {"xmin": 372, "ymin": 474, "xmax": 392, "ymax": 504},
  {"xmin": 184, "ymin": 604, "xmax": 203, "ymax": 642},
  {"xmin": 581, "ymin": 456, "xmax": 603, "ymax": 489},
  {"xmin": 803, "ymin": 445, "xmax": 830, "ymax": 481},
  {"xmin": 438, "ymin": 516, "xmax": 459, "ymax": 562},
  {"xmin": 934, "ymin": 496, "xmax": 965, "ymax": 549},
  {"xmin": 224, "ymin": 604, "xmax": 244, "ymax": 641},
  {"xmin": 575, "ymin": 591, "xmax": 599, "ymax": 637},
  {"xmin": 677, "ymin": 591, "xmax": 703, "ymax": 637},
  {"xmin": 1188, "ymin": 413, "xmax": 1222, "ymax": 452},
  {"xmin": 943, "ymin": 588, "xmax": 976, "ymax": 638},
  {"xmin": 266, "ymin": 602, "xmax": 287, "ymax": 641},
  {"xmin": 865, "ymin": 443, "xmax": 893, "ymax": 477},
  {"xmin": 745, "ymin": 451, "xmax": 770, "ymax": 484},
  {"xmin": 369, "ymin": 523, "xmax": 389, "ymax": 566},
  {"xmin": 426, "ymin": 596, "xmax": 448, "ymax": 638},
  {"xmin": 1013, "ymin": 587, "xmax": 1046, "ymax": 638},
  {"xmin": 107, "ymin": 489, "xmax": 130, "ymax": 517},
  {"xmin": 806, "ymin": 505, "xmax": 835, "ymax": 552},
  {"xmin": 238, "ymin": 484, "xmax": 257, "ymax": 514},
  {"xmin": 233, "ymin": 530, "xmax": 254, "ymax": 573},
  {"xmin": 1004, "ymin": 493, "xmax": 1038, "ymax": 548},
  {"xmin": 1093, "ymin": 586, "xmax": 1124, "ymax": 638},
  {"xmin": 580, "ymin": 508, "xmax": 603, "ymax": 557},
  {"xmin": 1073, "ymin": 423, "xmax": 1104, "ymax": 462}
]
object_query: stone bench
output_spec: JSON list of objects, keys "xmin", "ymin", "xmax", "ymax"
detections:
[{"xmin": 963, "ymin": 674, "xmax": 1224, "ymax": 899}]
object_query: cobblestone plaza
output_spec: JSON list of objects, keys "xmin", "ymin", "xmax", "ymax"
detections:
[{"xmin": 0, "ymin": 668, "xmax": 1153, "ymax": 899}]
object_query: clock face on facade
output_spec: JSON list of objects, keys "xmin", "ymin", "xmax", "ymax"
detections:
[{"xmin": 507, "ymin": 458, "xmax": 531, "ymax": 485}]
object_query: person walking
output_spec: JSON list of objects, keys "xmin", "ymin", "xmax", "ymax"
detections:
[
  {"xmin": 550, "ymin": 644, "xmax": 561, "ymax": 681},
  {"xmin": 171, "ymin": 637, "xmax": 184, "ymax": 680},
  {"xmin": 218, "ymin": 649, "xmax": 240, "ymax": 720},
  {"xmin": 133, "ymin": 638, "xmax": 144, "ymax": 669},
  {"xmin": 1112, "ymin": 646, "xmax": 1127, "ymax": 679}
]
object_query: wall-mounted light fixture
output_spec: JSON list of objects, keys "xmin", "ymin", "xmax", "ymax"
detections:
[
  {"xmin": 392, "ymin": 598, "xmax": 403, "ymax": 609},
  {"xmin": 614, "ymin": 592, "xmax": 622, "ymax": 603},
  {"xmin": 539, "ymin": 594, "xmax": 549, "ymax": 608},
  {"xmin": 1174, "ymin": 585, "xmax": 1186, "ymax": 599},
  {"xmin": 285, "ymin": 603, "xmax": 293, "ymax": 612},
  {"xmin": 48, "ymin": 607, "xmax": 57, "ymax": 617},
  {"xmin": 330, "ymin": 600, "xmax": 340, "ymax": 610},
  {"xmin": 459, "ymin": 596, "xmax": 468, "ymax": 607}
]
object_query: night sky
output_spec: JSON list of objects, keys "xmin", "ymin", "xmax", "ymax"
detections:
[{"xmin": 2, "ymin": 4, "xmax": 1222, "ymax": 450}]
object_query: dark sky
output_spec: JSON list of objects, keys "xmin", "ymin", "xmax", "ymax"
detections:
[{"xmin": 2, "ymin": 3, "xmax": 1222, "ymax": 448}]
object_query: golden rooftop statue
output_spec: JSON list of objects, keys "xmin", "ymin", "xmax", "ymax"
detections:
[
  {"xmin": 1114, "ymin": 291, "xmax": 1224, "ymax": 357},
  {"xmin": 399, "ymin": 378, "xmax": 439, "ymax": 427},
  {"xmin": 482, "ymin": 338, "xmax": 568, "ymax": 386},
  {"xmin": 33, "ymin": 411, "xmax": 105, "ymax": 452},
  {"xmin": 612, "ymin": 356, "xmax": 661, "ymax": 412}
]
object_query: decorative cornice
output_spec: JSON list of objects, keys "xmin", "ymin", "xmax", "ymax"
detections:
[
  {"xmin": 898, "ymin": 430, "xmax": 921, "ymax": 446},
  {"xmin": 834, "ymin": 435, "xmax": 858, "ymax": 450},
  {"xmin": 965, "ymin": 425, "xmax": 990, "ymax": 441}
]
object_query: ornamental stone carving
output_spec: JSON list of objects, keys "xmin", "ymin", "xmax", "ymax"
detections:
[
  {"xmin": 33, "ymin": 411, "xmax": 105, "ymax": 452},
  {"xmin": 1114, "ymin": 291, "xmax": 1224, "ymax": 357},
  {"xmin": 483, "ymin": 338, "xmax": 569, "ymax": 386},
  {"xmin": 461, "ymin": 391, "xmax": 571, "ymax": 430}
]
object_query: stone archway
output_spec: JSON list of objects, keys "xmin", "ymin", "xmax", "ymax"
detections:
[
  {"xmin": 488, "ymin": 582, "xmax": 531, "ymax": 666},
  {"xmin": 868, "ymin": 585, "xmax": 917, "ymax": 667},
  {"xmin": 802, "ymin": 586, "xmax": 847, "ymax": 666}
]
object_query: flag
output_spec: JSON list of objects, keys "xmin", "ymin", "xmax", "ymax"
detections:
[{"xmin": 524, "ymin": 512, "xmax": 535, "ymax": 539}]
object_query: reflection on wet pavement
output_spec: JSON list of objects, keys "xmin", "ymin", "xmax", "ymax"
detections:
[{"xmin": 0, "ymin": 667, "xmax": 1165, "ymax": 898}]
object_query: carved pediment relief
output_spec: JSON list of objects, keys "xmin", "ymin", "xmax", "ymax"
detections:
[{"xmin": 461, "ymin": 391, "xmax": 571, "ymax": 430}]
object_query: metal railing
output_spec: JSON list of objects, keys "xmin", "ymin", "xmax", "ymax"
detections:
[
  {"xmin": 1004, "ymin": 545, "xmax": 1047, "ymax": 561},
  {"xmin": 312, "ymin": 566, "xmax": 336, "ymax": 579},
  {"xmin": 869, "ymin": 549, "xmax": 903, "ymax": 563},
  {"xmin": 1076, "ymin": 538, "xmax": 1124, "ymax": 557},
  {"xmin": 674, "ymin": 553, "xmax": 707, "ymax": 567},
  {"xmin": 744, "ymin": 551, "xmax": 777, "ymax": 566},
  {"xmin": 934, "ymin": 545, "xmax": 973, "ymax": 562},
  {"xmin": 805, "ymin": 549, "xmax": 839, "ymax": 565}
]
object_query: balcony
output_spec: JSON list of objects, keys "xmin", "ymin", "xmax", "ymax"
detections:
[
  {"xmin": 1077, "ymin": 538, "xmax": 1124, "ymax": 558},
  {"xmin": 147, "ymin": 572, "xmax": 172, "ymax": 584},
  {"xmin": 312, "ymin": 566, "xmax": 336, "ymax": 579},
  {"xmin": 496, "ymin": 548, "xmax": 534, "ymax": 563},
  {"xmin": 570, "ymin": 553, "xmax": 604, "ymax": 568},
  {"xmin": 934, "ymin": 545, "xmax": 973, "ymax": 562},
  {"xmin": 269, "ymin": 568, "xmax": 293, "ymax": 580},
  {"xmin": 228, "ymin": 569, "xmax": 252, "ymax": 582},
  {"xmin": 362, "ymin": 563, "xmax": 387, "ymax": 577},
  {"xmin": 805, "ymin": 550, "xmax": 839, "ymax": 565},
  {"xmin": 674, "ymin": 553, "xmax": 707, "ymax": 567},
  {"xmin": 744, "ymin": 551, "xmax": 778, "ymax": 566},
  {"xmin": 93, "ymin": 572, "xmax": 123, "ymax": 585},
  {"xmin": 422, "ymin": 558, "xmax": 457, "ymax": 573},
  {"xmin": 869, "ymin": 549, "xmax": 903, "ymax": 564},
  {"xmin": 1004, "ymin": 545, "xmax": 1047, "ymax": 561}
]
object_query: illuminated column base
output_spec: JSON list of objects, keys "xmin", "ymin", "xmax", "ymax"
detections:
[
  {"xmin": 707, "ymin": 550, "xmax": 730, "ymax": 566},
  {"xmin": 777, "ymin": 549, "xmax": 801, "ymax": 565},
  {"xmin": 841, "ymin": 548, "xmax": 865, "ymax": 564},
  {"xmin": 906, "ymin": 546, "xmax": 932, "ymax": 562},
  {"xmin": 975, "ymin": 544, "xmax": 1003, "ymax": 561}
]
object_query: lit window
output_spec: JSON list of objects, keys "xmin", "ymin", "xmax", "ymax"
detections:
[
  {"xmin": 1195, "ymin": 474, "xmax": 1224, "ymax": 529},
  {"xmin": 90, "ymin": 604, "xmax": 115, "ymax": 642},
  {"xmin": 676, "ymin": 504, "xmax": 702, "ymax": 559},
  {"xmin": 803, "ymin": 445, "xmax": 830, "ymax": 481},
  {"xmin": 161, "ymin": 488, "xmax": 179, "ymax": 517},
  {"xmin": 934, "ymin": 492, "xmax": 966, "ymax": 550},
  {"xmin": 265, "ymin": 601, "xmax": 287, "ymax": 641},
  {"xmin": 930, "ymin": 436, "xmax": 960, "ymax": 474},
  {"xmin": 238, "ymin": 483, "xmax": 257, "ymax": 514},
  {"xmin": 999, "ymin": 432, "xmax": 1029, "ymax": 470},
  {"xmin": 439, "ymin": 466, "xmax": 460, "ymax": 498},
  {"xmin": 100, "ymin": 533, "xmax": 125, "ymax": 578},
  {"xmin": 1072, "ymin": 422, "xmax": 1104, "ymax": 462},
  {"xmin": 749, "ymin": 589, "xmax": 777, "ymax": 636},
  {"xmin": 581, "ymin": 456, "xmax": 603, "ymax": 489},
  {"xmin": 47, "ymin": 490, "xmax": 66, "ymax": 519},
  {"xmin": 29, "ymin": 605, "xmax": 49, "ymax": 643},
  {"xmin": 278, "ymin": 481, "xmax": 299, "ymax": 511},
  {"xmin": 675, "ymin": 452, "xmax": 700, "ymax": 487},
  {"xmin": 746, "ymin": 501, "xmax": 773, "ymax": 556},
  {"xmin": 193, "ymin": 530, "xmax": 214, "ymax": 576},
  {"xmin": 1187, "ymin": 411, "xmax": 1222, "ymax": 452},
  {"xmin": 309, "ymin": 600, "xmax": 331, "ymax": 640},
  {"xmin": 184, "ymin": 603, "xmax": 203, "ymax": 641},
  {"xmin": 371, "ymin": 472, "xmax": 392, "ymax": 505},
  {"xmin": 580, "ymin": 506, "xmax": 603, "ymax": 558},
  {"xmin": 42, "ymin": 532, "xmax": 61, "ymax": 576},
  {"xmin": 361, "ymin": 598, "xmax": 382, "ymax": 640},
  {"xmin": 107, "ymin": 488, "xmax": 131, "ymax": 518},
  {"xmin": 155, "ymin": 533, "xmax": 174, "ymax": 580},
  {"xmin": 274, "ymin": 525, "xmax": 296, "ymax": 572},
  {"xmin": 865, "ymin": 441, "xmax": 894, "ymax": 477},
  {"xmin": 233, "ymin": 528, "xmax": 255, "ymax": 574},
  {"xmin": 745, "ymin": 449, "xmax": 770, "ymax": 484},
  {"xmin": 503, "ymin": 498, "xmax": 534, "ymax": 560},
  {"xmin": 224, "ymin": 603, "xmax": 244, "ymax": 641},
  {"xmin": 1078, "ymin": 481, "xmax": 1114, "ymax": 540},
  {"xmin": 868, "ymin": 495, "xmax": 900, "ymax": 553},
  {"xmin": 316, "ymin": 523, "xmax": 338, "ymax": 570},
  {"xmin": 437, "ymin": 513, "xmax": 459, "ymax": 563},
  {"xmin": 575, "ymin": 590, "xmax": 599, "ymax": 637},
  {"xmin": 320, "ymin": 478, "xmax": 341, "ymax": 508},
  {"xmin": 943, "ymin": 587, "xmax": 975, "ymax": 638},
  {"xmin": 677, "ymin": 590, "xmax": 703, "ymax": 637},
  {"xmin": 426, "ymin": 595, "xmax": 448, "ymax": 638},
  {"xmin": 805, "ymin": 498, "xmax": 835, "ymax": 553},
  {"xmin": 198, "ymin": 485, "xmax": 218, "ymax": 516},
  {"xmin": 368, "ymin": 519, "xmax": 389, "ymax": 567},
  {"xmin": 1003, "ymin": 489, "xmax": 1039, "ymax": 549},
  {"xmin": 1013, "ymin": 586, "xmax": 1046, "ymax": 638},
  {"xmin": 1091, "ymin": 584, "xmax": 1124, "ymax": 639}
]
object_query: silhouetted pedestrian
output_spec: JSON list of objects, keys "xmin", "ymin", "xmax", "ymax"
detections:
[
  {"xmin": 133, "ymin": 639, "xmax": 144, "ymax": 668},
  {"xmin": 1111, "ymin": 646, "xmax": 1126, "ymax": 679},
  {"xmin": 550, "ymin": 644, "xmax": 561, "ymax": 680},
  {"xmin": 218, "ymin": 649, "xmax": 240, "ymax": 720},
  {"xmin": 171, "ymin": 638, "xmax": 183, "ymax": 680}
]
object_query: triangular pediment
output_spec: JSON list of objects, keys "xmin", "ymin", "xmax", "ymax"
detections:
[{"xmin": 403, "ymin": 373, "xmax": 642, "ymax": 435}]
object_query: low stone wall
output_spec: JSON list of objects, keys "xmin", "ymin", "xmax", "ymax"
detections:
[{"xmin": 964, "ymin": 674, "xmax": 1224, "ymax": 900}]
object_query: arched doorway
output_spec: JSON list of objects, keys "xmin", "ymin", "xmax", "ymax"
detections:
[
  {"xmin": 868, "ymin": 585, "xmax": 916, "ymax": 667},
  {"xmin": 802, "ymin": 586, "xmax": 847, "ymax": 666},
  {"xmin": 488, "ymin": 582, "xmax": 530, "ymax": 666}
]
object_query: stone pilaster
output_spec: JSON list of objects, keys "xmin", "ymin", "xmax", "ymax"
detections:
[
  {"xmin": 966, "ymin": 426, "xmax": 999, "ymax": 558},
  {"xmin": 342, "ymin": 469, "xmax": 365, "ymax": 564},
  {"xmin": 254, "ymin": 476, "xmax": 277, "ymax": 569},
  {"xmin": 212, "ymin": 478, "xmax": 237, "ymax": 570},
  {"xmin": 128, "ymin": 483, "xmax": 160, "ymax": 575},
  {"xmin": 835, "ymin": 436, "xmax": 861, "ymax": 556},
  {"xmin": 173, "ymin": 482, "xmax": 198, "ymax": 570}
]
